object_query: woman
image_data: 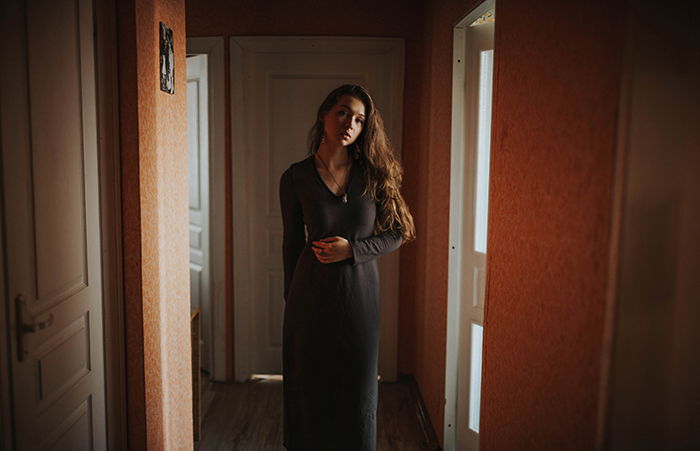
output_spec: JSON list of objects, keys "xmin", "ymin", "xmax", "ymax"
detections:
[{"xmin": 279, "ymin": 84, "xmax": 415, "ymax": 451}]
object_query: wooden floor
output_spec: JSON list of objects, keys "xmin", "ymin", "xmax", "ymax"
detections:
[{"xmin": 195, "ymin": 374, "xmax": 437, "ymax": 451}]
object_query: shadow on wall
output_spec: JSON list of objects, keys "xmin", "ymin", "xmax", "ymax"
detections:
[{"xmin": 605, "ymin": 1, "xmax": 700, "ymax": 449}]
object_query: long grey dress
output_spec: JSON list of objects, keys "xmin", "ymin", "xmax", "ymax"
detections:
[{"xmin": 279, "ymin": 155, "xmax": 403, "ymax": 451}]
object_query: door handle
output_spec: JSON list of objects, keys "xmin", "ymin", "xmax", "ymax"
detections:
[
  {"xmin": 15, "ymin": 294, "xmax": 54, "ymax": 362},
  {"xmin": 22, "ymin": 313, "xmax": 54, "ymax": 333}
]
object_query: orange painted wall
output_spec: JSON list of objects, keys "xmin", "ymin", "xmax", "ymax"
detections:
[
  {"xmin": 118, "ymin": 0, "xmax": 194, "ymax": 449},
  {"xmin": 480, "ymin": 1, "xmax": 625, "ymax": 449}
]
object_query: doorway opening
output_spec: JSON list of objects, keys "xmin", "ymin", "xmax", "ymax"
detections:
[
  {"xmin": 186, "ymin": 37, "xmax": 227, "ymax": 384},
  {"xmin": 444, "ymin": 2, "xmax": 495, "ymax": 450}
]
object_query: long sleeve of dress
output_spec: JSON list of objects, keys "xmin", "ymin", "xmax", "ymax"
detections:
[
  {"xmin": 349, "ymin": 228, "xmax": 403, "ymax": 265},
  {"xmin": 280, "ymin": 167, "xmax": 305, "ymax": 301}
]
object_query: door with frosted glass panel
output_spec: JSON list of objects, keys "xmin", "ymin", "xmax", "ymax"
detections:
[{"xmin": 455, "ymin": 7, "xmax": 495, "ymax": 451}]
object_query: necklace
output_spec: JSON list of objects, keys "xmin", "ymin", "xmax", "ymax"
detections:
[{"xmin": 315, "ymin": 153, "xmax": 350, "ymax": 204}]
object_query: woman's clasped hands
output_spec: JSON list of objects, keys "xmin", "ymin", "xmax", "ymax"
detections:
[{"xmin": 311, "ymin": 236, "xmax": 353, "ymax": 264}]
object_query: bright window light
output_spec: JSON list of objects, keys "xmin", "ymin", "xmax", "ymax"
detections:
[
  {"xmin": 469, "ymin": 322, "xmax": 484, "ymax": 432},
  {"xmin": 474, "ymin": 50, "xmax": 494, "ymax": 254}
]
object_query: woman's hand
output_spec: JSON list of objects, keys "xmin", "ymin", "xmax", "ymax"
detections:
[{"xmin": 311, "ymin": 236, "xmax": 353, "ymax": 264}]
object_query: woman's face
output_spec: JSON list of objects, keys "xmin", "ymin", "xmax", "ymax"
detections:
[{"xmin": 322, "ymin": 95, "xmax": 366, "ymax": 147}]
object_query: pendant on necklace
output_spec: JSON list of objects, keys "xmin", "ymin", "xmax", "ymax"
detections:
[{"xmin": 341, "ymin": 193, "xmax": 348, "ymax": 204}]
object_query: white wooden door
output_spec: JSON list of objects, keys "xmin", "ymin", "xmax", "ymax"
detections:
[
  {"xmin": 445, "ymin": 4, "xmax": 495, "ymax": 450},
  {"xmin": 187, "ymin": 54, "xmax": 213, "ymax": 373},
  {"xmin": 231, "ymin": 37, "xmax": 404, "ymax": 380},
  {"xmin": 0, "ymin": 0, "xmax": 107, "ymax": 449},
  {"xmin": 456, "ymin": 15, "xmax": 494, "ymax": 451}
]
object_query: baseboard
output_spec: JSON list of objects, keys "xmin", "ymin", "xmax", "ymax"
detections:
[{"xmin": 399, "ymin": 373, "xmax": 442, "ymax": 451}]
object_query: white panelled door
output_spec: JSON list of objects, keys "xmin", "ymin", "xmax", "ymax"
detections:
[
  {"xmin": 231, "ymin": 37, "xmax": 404, "ymax": 381},
  {"xmin": 446, "ymin": 4, "xmax": 495, "ymax": 450},
  {"xmin": 0, "ymin": 0, "xmax": 107, "ymax": 449},
  {"xmin": 456, "ymin": 14, "xmax": 495, "ymax": 451},
  {"xmin": 187, "ymin": 54, "xmax": 213, "ymax": 373}
]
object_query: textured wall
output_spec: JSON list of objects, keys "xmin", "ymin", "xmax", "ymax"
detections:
[
  {"xmin": 117, "ymin": 0, "xmax": 146, "ymax": 446},
  {"xmin": 606, "ymin": 6, "xmax": 700, "ymax": 447},
  {"xmin": 186, "ymin": 0, "xmax": 424, "ymax": 37},
  {"xmin": 480, "ymin": 1, "xmax": 625, "ymax": 449},
  {"xmin": 119, "ymin": 0, "xmax": 193, "ymax": 449}
]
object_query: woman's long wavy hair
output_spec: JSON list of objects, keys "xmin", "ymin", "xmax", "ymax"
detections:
[{"xmin": 308, "ymin": 84, "xmax": 416, "ymax": 241}]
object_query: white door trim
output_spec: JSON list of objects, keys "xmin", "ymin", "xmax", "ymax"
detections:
[
  {"xmin": 231, "ymin": 36, "xmax": 404, "ymax": 382},
  {"xmin": 444, "ymin": 21, "xmax": 469, "ymax": 451},
  {"xmin": 186, "ymin": 37, "xmax": 227, "ymax": 382},
  {"xmin": 444, "ymin": 1, "xmax": 495, "ymax": 450}
]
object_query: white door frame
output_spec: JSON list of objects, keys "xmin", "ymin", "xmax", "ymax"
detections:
[
  {"xmin": 186, "ymin": 37, "xmax": 227, "ymax": 382},
  {"xmin": 444, "ymin": 1, "xmax": 495, "ymax": 450},
  {"xmin": 231, "ymin": 36, "xmax": 404, "ymax": 382}
]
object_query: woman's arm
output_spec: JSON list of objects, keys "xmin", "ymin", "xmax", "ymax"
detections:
[
  {"xmin": 279, "ymin": 166, "xmax": 305, "ymax": 301},
  {"xmin": 348, "ymin": 229, "xmax": 403, "ymax": 265},
  {"xmin": 310, "ymin": 229, "xmax": 403, "ymax": 265}
]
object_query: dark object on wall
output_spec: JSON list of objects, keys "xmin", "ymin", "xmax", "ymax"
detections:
[{"xmin": 160, "ymin": 22, "xmax": 174, "ymax": 94}]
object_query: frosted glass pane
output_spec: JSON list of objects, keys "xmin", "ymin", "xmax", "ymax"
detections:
[
  {"xmin": 187, "ymin": 80, "xmax": 201, "ymax": 210},
  {"xmin": 469, "ymin": 323, "xmax": 483, "ymax": 432},
  {"xmin": 474, "ymin": 50, "xmax": 493, "ymax": 253}
]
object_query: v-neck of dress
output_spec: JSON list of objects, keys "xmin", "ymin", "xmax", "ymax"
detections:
[{"xmin": 309, "ymin": 154, "xmax": 355, "ymax": 199}]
